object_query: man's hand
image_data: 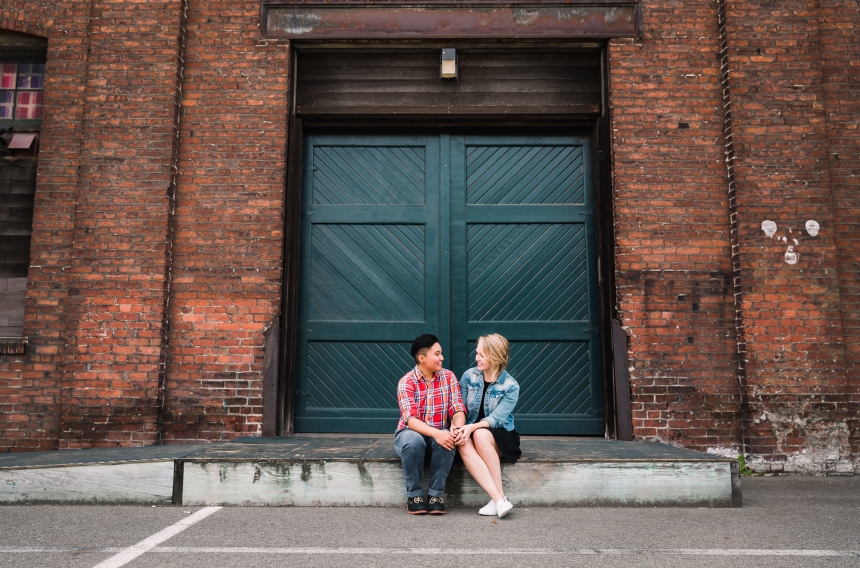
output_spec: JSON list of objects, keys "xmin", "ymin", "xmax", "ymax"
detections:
[
  {"xmin": 450, "ymin": 411, "xmax": 467, "ymax": 446},
  {"xmin": 434, "ymin": 429, "xmax": 456, "ymax": 450}
]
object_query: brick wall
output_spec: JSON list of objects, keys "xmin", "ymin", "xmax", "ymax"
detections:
[
  {"xmin": 1, "ymin": 0, "xmax": 857, "ymax": 471},
  {"xmin": 818, "ymin": 0, "xmax": 860, "ymax": 471},
  {"xmin": 723, "ymin": 0, "xmax": 853, "ymax": 474},
  {"xmin": 56, "ymin": 0, "xmax": 185, "ymax": 448},
  {"xmin": 608, "ymin": 0, "xmax": 744, "ymax": 456},
  {"xmin": 609, "ymin": 0, "xmax": 859, "ymax": 473},
  {"xmin": 0, "ymin": 0, "xmax": 289, "ymax": 451},
  {"xmin": 160, "ymin": 0, "xmax": 289, "ymax": 442},
  {"xmin": 0, "ymin": 1, "xmax": 89, "ymax": 452}
]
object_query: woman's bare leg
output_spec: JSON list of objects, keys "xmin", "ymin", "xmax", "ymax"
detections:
[
  {"xmin": 459, "ymin": 437, "xmax": 505, "ymax": 502},
  {"xmin": 473, "ymin": 429, "xmax": 504, "ymax": 498}
]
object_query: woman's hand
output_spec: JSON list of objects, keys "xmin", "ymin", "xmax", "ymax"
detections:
[
  {"xmin": 450, "ymin": 425, "xmax": 462, "ymax": 445},
  {"xmin": 454, "ymin": 423, "xmax": 475, "ymax": 446}
]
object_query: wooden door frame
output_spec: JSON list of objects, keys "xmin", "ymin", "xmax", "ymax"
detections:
[{"xmin": 276, "ymin": 44, "xmax": 624, "ymax": 437}]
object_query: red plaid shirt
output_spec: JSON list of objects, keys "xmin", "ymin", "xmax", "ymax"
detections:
[{"xmin": 396, "ymin": 367, "xmax": 466, "ymax": 432}]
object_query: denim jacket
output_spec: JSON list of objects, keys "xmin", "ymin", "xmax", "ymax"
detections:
[{"xmin": 459, "ymin": 367, "xmax": 519, "ymax": 431}]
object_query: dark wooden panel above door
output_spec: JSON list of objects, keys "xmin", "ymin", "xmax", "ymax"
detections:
[{"xmin": 295, "ymin": 51, "xmax": 601, "ymax": 117}]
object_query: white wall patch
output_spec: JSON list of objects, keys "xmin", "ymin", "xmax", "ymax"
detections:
[
  {"xmin": 785, "ymin": 246, "xmax": 798, "ymax": 265},
  {"xmin": 762, "ymin": 220, "xmax": 777, "ymax": 237},
  {"xmin": 805, "ymin": 220, "xmax": 820, "ymax": 237}
]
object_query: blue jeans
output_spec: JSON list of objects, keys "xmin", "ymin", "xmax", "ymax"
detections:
[{"xmin": 394, "ymin": 428, "xmax": 457, "ymax": 498}]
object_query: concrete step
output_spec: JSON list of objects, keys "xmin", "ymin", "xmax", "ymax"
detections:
[{"xmin": 0, "ymin": 436, "xmax": 741, "ymax": 507}]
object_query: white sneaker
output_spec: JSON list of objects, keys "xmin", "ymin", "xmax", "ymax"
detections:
[
  {"xmin": 496, "ymin": 497, "xmax": 513, "ymax": 518},
  {"xmin": 478, "ymin": 500, "xmax": 497, "ymax": 516}
]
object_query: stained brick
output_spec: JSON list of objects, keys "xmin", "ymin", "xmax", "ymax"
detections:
[
  {"xmin": 159, "ymin": 0, "xmax": 289, "ymax": 443},
  {"xmin": 722, "ymin": 0, "xmax": 854, "ymax": 473},
  {"xmin": 0, "ymin": 0, "xmax": 856, "ymax": 474},
  {"xmin": 609, "ymin": 0, "xmax": 744, "ymax": 456}
]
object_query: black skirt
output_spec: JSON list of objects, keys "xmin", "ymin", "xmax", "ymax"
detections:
[{"xmin": 489, "ymin": 427, "xmax": 521, "ymax": 464}]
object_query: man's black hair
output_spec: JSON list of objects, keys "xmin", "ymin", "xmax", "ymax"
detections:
[{"xmin": 411, "ymin": 334, "xmax": 440, "ymax": 363}]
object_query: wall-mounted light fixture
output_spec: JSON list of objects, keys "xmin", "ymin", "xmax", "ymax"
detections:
[{"xmin": 440, "ymin": 48, "xmax": 457, "ymax": 79}]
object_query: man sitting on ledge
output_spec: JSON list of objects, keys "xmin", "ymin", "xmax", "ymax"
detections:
[{"xmin": 394, "ymin": 334, "xmax": 466, "ymax": 515}]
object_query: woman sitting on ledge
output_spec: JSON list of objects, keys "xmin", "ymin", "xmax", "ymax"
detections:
[{"xmin": 454, "ymin": 333, "xmax": 521, "ymax": 518}]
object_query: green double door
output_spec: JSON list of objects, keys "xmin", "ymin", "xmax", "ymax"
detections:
[{"xmin": 295, "ymin": 133, "xmax": 604, "ymax": 435}]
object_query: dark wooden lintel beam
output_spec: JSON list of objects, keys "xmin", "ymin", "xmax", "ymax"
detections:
[
  {"xmin": 263, "ymin": 3, "xmax": 641, "ymax": 39},
  {"xmin": 296, "ymin": 105, "xmax": 600, "ymax": 116}
]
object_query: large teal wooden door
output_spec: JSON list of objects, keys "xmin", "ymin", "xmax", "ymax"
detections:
[
  {"xmin": 295, "ymin": 134, "xmax": 603, "ymax": 434},
  {"xmin": 295, "ymin": 135, "xmax": 441, "ymax": 432},
  {"xmin": 450, "ymin": 136, "xmax": 604, "ymax": 435}
]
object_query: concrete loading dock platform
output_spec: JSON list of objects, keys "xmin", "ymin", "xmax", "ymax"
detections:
[{"xmin": 0, "ymin": 437, "xmax": 741, "ymax": 508}]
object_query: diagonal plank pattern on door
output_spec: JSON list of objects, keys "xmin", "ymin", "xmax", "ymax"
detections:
[
  {"xmin": 467, "ymin": 224, "xmax": 588, "ymax": 322},
  {"xmin": 312, "ymin": 145, "xmax": 426, "ymax": 205},
  {"xmin": 466, "ymin": 145, "xmax": 585, "ymax": 205},
  {"xmin": 306, "ymin": 341, "xmax": 413, "ymax": 410},
  {"xmin": 467, "ymin": 340, "xmax": 593, "ymax": 416},
  {"xmin": 310, "ymin": 224, "xmax": 425, "ymax": 322},
  {"xmin": 296, "ymin": 135, "xmax": 441, "ymax": 432},
  {"xmin": 455, "ymin": 138, "xmax": 604, "ymax": 435}
]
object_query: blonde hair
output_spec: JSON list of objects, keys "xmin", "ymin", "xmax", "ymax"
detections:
[{"xmin": 477, "ymin": 333, "xmax": 509, "ymax": 378}]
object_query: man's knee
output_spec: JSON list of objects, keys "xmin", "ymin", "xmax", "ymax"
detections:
[
  {"xmin": 398, "ymin": 429, "xmax": 426, "ymax": 455},
  {"xmin": 430, "ymin": 441, "xmax": 456, "ymax": 468}
]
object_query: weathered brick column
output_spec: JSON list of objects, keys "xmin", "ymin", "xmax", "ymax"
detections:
[
  {"xmin": 723, "ymin": 0, "xmax": 852, "ymax": 473},
  {"xmin": 58, "ymin": 1, "xmax": 185, "ymax": 447},
  {"xmin": 817, "ymin": 1, "xmax": 860, "ymax": 471},
  {"xmin": 609, "ymin": 0, "xmax": 744, "ymax": 454},
  {"xmin": 0, "ymin": 1, "xmax": 90, "ymax": 452},
  {"xmin": 160, "ymin": 0, "xmax": 290, "ymax": 442}
]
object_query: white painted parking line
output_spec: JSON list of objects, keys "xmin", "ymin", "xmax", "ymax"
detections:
[
  {"xmin": 89, "ymin": 507, "xmax": 222, "ymax": 568},
  {"xmin": 1, "ymin": 545, "xmax": 858, "ymax": 558},
  {"xmin": 150, "ymin": 547, "xmax": 860, "ymax": 557},
  {"xmin": 0, "ymin": 547, "xmax": 121, "ymax": 553}
]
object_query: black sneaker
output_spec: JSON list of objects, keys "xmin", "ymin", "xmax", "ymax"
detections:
[
  {"xmin": 407, "ymin": 496, "xmax": 428, "ymax": 515},
  {"xmin": 428, "ymin": 496, "xmax": 446, "ymax": 515}
]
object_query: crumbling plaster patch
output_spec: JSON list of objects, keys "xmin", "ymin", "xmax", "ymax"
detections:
[
  {"xmin": 706, "ymin": 446, "xmax": 743, "ymax": 459},
  {"xmin": 746, "ymin": 406, "xmax": 854, "ymax": 475}
]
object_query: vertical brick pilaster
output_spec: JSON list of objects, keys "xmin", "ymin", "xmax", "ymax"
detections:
[
  {"xmin": 160, "ymin": 0, "xmax": 290, "ymax": 443},
  {"xmin": 609, "ymin": 0, "xmax": 743, "ymax": 454},
  {"xmin": 0, "ymin": 1, "xmax": 90, "ymax": 452},
  {"xmin": 59, "ymin": 1, "xmax": 185, "ymax": 448},
  {"xmin": 724, "ymin": 0, "xmax": 851, "ymax": 473},
  {"xmin": 716, "ymin": 0, "xmax": 749, "ymax": 444},
  {"xmin": 817, "ymin": 0, "xmax": 860, "ymax": 470}
]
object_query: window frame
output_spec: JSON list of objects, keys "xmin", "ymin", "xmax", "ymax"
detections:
[{"xmin": 0, "ymin": 61, "xmax": 46, "ymax": 128}]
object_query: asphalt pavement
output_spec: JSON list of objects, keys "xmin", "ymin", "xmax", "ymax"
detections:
[{"xmin": 1, "ymin": 475, "xmax": 859, "ymax": 568}]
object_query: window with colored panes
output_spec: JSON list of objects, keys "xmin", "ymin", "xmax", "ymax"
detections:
[{"xmin": 0, "ymin": 63, "xmax": 45, "ymax": 120}]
